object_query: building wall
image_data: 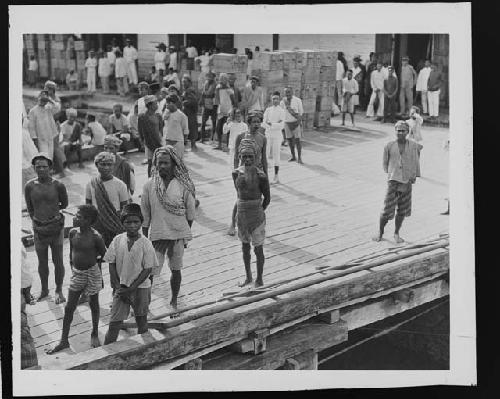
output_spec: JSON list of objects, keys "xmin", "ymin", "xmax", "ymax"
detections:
[
  {"xmin": 137, "ymin": 34, "xmax": 169, "ymax": 79},
  {"xmin": 234, "ymin": 34, "xmax": 273, "ymax": 55}
]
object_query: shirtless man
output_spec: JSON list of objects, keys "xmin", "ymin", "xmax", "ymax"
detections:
[
  {"xmin": 24, "ymin": 153, "xmax": 68, "ymax": 303},
  {"xmin": 46, "ymin": 205, "xmax": 106, "ymax": 354},
  {"xmin": 233, "ymin": 138, "xmax": 271, "ymax": 287}
]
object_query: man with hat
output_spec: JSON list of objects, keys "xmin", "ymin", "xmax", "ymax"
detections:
[
  {"xmin": 242, "ymin": 76, "xmax": 264, "ymax": 119},
  {"xmin": 103, "ymin": 135, "xmax": 136, "ymax": 195},
  {"xmin": 85, "ymin": 50, "xmax": 98, "ymax": 94},
  {"xmin": 215, "ymin": 73, "xmax": 236, "ymax": 150},
  {"xmin": 199, "ymin": 71, "xmax": 217, "ymax": 144},
  {"xmin": 181, "ymin": 74, "xmax": 199, "ymax": 150},
  {"xmin": 123, "ymin": 38, "xmax": 139, "ymax": 86},
  {"xmin": 373, "ymin": 121, "xmax": 422, "ymax": 244},
  {"xmin": 25, "ymin": 153, "xmax": 69, "ymax": 303},
  {"xmin": 154, "ymin": 43, "xmax": 167, "ymax": 85},
  {"xmin": 139, "ymin": 95, "xmax": 164, "ymax": 177},
  {"xmin": 60, "ymin": 108, "xmax": 84, "ymax": 169},
  {"xmin": 352, "ymin": 56, "xmax": 366, "ymax": 110},
  {"xmin": 399, "ymin": 56, "xmax": 417, "ymax": 117}
]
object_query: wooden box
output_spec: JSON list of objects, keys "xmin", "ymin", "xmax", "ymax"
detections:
[
  {"xmin": 301, "ymin": 82, "xmax": 320, "ymax": 99},
  {"xmin": 257, "ymin": 51, "xmax": 284, "ymax": 70},
  {"xmin": 319, "ymin": 66, "xmax": 336, "ymax": 82},
  {"xmin": 302, "ymin": 97, "xmax": 317, "ymax": 113},
  {"xmin": 283, "ymin": 69, "xmax": 302, "ymax": 84},
  {"xmin": 258, "ymin": 69, "xmax": 284, "ymax": 86},
  {"xmin": 302, "ymin": 66, "xmax": 320, "ymax": 83},
  {"xmin": 281, "ymin": 51, "xmax": 297, "ymax": 70},
  {"xmin": 318, "ymin": 50, "xmax": 337, "ymax": 67}
]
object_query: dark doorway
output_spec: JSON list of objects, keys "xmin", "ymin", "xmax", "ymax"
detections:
[
  {"xmin": 186, "ymin": 34, "xmax": 216, "ymax": 54},
  {"xmin": 272, "ymin": 34, "xmax": 279, "ymax": 51},
  {"xmin": 168, "ymin": 34, "xmax": 185, "ymax": 51},
  {"xmin": 406, "ymin": 34, "xmax": 432, "ymax": 72}
]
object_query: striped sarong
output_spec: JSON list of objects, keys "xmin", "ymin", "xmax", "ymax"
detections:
[
  {"xmin": 381, "ymin": 180, "xmax": 412, "ymax": 220},
  {"xmin": 69, "ymin": 264, "xmax": 103, "ymax": 296},
  {"xmin": 237, "ymin": 199, "xmax": 266, "ymax": 246}
]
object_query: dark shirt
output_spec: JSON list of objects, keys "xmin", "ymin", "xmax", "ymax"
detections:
[
  {"xmin": 427, "ymin": 70, "xmax": 442, "ymax": 91},
  {"xmin": 182, "ymin": 86, "xmax": 198, "ymax": 115},
  {"xmin": 138, "ymin": 112, "xmax": 163, "ymax": 152},
  {"xmin": 384, "ymin": 76, "xmax": 399, "ymax": 96}
]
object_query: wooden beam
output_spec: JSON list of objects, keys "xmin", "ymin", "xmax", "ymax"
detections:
[
  {"xmin": 203, "ymin": 321, "xmax": 347, "ymax": 370},
  {"xmin": 283, "ymin": 349, "xmax": 318, "ymax": 370},
  {"xmin": 40, "ymin": 249, "xmax": 448, "ymax": 370},
  {"xmin": 315, "ymin": 309, "xmax": 340, "ymax": 324}
]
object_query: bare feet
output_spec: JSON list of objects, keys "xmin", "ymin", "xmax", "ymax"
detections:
[
  {"xmin": 227, "ymin": 225, "xmax": 236, "ymax": 236},
  {"xmin": 297, "ymin": 158, "xmax": 303, "ymax": 164},
  {"xmin": 46, "ymin": 340, "xmax": 70, "ymax": 354},
  {"xmin": 372, "ymin": 235, "xmax": 383, "ymax": 242},
  {"xmin": 288, "ymin": 157, "xmax": 296, "ymax": 162},
  {"xmin": 254, "ymin": 279, "xmax": 264, "ymax": 288},
  {"xmin": 169, "ymin": 299, "xmax": 180, "ymax": 319},
  {"xmin": 238, "ymin": 278, "xmax": 253, "ymax": 287},
  {"xmin": 54, "ymin": 291, "xmax": 66, "ymax": 305},
  {"xmin": 394, "ymin": 234, "xmax": 405, "ymax": 244},
  {"xmin": 90, "ymin": 334, "xmax": 101, "ymax": 348},
  {"xmin": 37, "ymin": 290, "xmax": 49, "ymax": 302}
]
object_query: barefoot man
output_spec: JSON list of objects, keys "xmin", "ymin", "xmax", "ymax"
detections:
[
  {"xmin": 373, "ymin": 121, "xmax": 422, "ymax": 243},
  {"xmin": 233, "ymin": 138, "xmax": 271, "ymax": 287},
  {"xmin": 46, "ymin": 205, "xmax": 106, "ymax": 354},
  {"xmin": 141, "ymin": 146, "xmax": 196, "ymax": 310},
  {"xmin": 24, "ymin": 153, "xmax": 68, "ymax": 304}
]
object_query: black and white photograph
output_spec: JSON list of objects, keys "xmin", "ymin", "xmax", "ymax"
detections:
[{"xmin": 9, "ymin": 3, "xmax": 475, "ymax": 395}]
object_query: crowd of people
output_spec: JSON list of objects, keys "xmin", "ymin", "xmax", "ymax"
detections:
[{"xmin": 20, "ymin": 46, "xmax": 445, "ymax": 368}]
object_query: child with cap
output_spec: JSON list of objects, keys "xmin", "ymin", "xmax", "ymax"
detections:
[{"xmin": 103, "ymin": 203, "xmax": 158, "ymax": 344}]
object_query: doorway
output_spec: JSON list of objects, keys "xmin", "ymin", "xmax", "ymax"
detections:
[
  {"xmin": 405, "ymin": 34, "xmax": 431, "ymax": 71},
  {"xmin": 186, "ymin": 34, "xmax": 216, "ymax": 54}
]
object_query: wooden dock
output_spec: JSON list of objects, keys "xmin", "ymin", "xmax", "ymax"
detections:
[{"xmin": 22, "ymin": 118, "xmax": 450, "ymax": 369}]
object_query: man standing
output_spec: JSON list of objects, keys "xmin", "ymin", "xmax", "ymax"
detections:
[
  {"xmin": 281, "ymin": 87, "xmax": 304, "ymax": 164},
  {"xmin": 139, "ymin": 95, "xmax": 164, "ymax": 177},
  {"xmin": 416, "ymin": 59, "xmax": 431, "ymax": 115},
  {"xmin": 103, "ymin": 135, "xmax": 136, "ymax": 196},
  {"xmin": 163, "ymin": 94, "xmax": 189, "ymax": 158},
  {"xmin": 123, "ymin": 38, "xmax": 139, "ymax": 87},
  {"xmin": 427, "ymin": 62, "xmax": 443, "ymax": 121},
  {"xmin": 263, "ymin": 93, "xmax": 285, "ymax": 183},
  {"xmin": 186, "ymin": 41, "xmax": 198, "ymax": 70},
  {"xmin": 85, "ymin": 50, "xmax": 98, "ymax": 94},
  {"xmin": 98, "ymin": 49, "xmax": 111, "ymax": 94},
  {"xmin": 141, "ymin": 146, "xmax": 196, "ymax": 309},
  {"xmin": 341, "ymin": 70, "xmax": 359, "ymax": 127},
  {"xmin": 114, "ymin": 50, "xmax": 129, "ymax": 96},
  {"xmin": 373, "ymin": 121, "xmax": 422, "ymax": 244},
  {"xmin": 85, "ymin": 152, "xmax": 130, "ymax": 246},
  {"xmin": 399, "ymin": 56, "xmax": 417, "ymax": 117},
  {"xmin": 215, "ymin": 73, "xmax": 235, "ymax": 150},
  {"xmin": 242, "ymin": 76, "xmax": 264, "ymax": 118},
  {"xmin": 232, "ymin": 139, "xmax": 271, "ymax": 287},
  {"xmin": 199, "ymin": 71, "xmax": 217, "ymax": 144},
  {"xmin": 181, "ymin": 74, "xmax": 199, "ymax": 151},
  {"xmin": 25, "ymin": 153, "xmax": 68, "ymax": 303},
  {"xmin": 364, "ymin": 52, "xmax": 377, "ymax": 109},
  {"xmin": 352, "ymin": 56, "xmax": 366, "ymax": 110},
  {"xmin": 135, "ymin": 81, "xmax": 150, "ymax": 116},
  {"xmin": 383, "ymin": 66, "xmax": 399, "ymax": 123},
  {"xmin": 28, "ymin": 90, "xmax": 61, "ymax": 161},
  {"xmin": 228, "ymin": 73, "xmax": 242, "ymax": 111},
  {"xmin": 334, "ymin": 52, "xmax": 347, "ymax": 108},
  {"xmin": 154, "ymin": 43, "xmax": 167, "ymax": 84},
  {"xmin": 366, "ymin": 62, "xmax": 385, "ymax": 121}
]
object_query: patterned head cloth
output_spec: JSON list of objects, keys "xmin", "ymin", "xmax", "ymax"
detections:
[
  {"xmin": 144, "ymin": 95, "xmax": 157, "ymax": 106},
  {"xmin": 103, "ymin": 135, "xmax": 123, "ymax": 147},
  {"xmin": 238, "ymin": 138, "xmax": 257, "ymax": 156},
  {"xmin": 394, "ymin": 120, "xmax": 410, "ymax": 132},
  {"xmin": 65, "ymin": 108, "xmax": 77, "ymax": 117},
  {"xmin": 138, "ymin": 81, "xmax": 149, "ymax": 88},
  {"xmin": 120, "ymin": 202, "xmax": 144, "ymax": 223},
  {"xmin": 94, "ymin": 151, "xmax": 116, "ymax": 165},
  {"xmin": 151, "ymin": 146, "xmax": 196, "ymax": 215}
]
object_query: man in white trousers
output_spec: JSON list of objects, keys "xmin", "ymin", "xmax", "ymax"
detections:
[
  {"xmin": 123, "ymin": 38, "xmax": 138, "ymax": 86},
  {"xmin": 263, "ymin": 92, "xmax": 285, "ymax": 184},
  {"xmin": 366, "ymin": 62, "xmax": 385, "ymax": 121},
  {"xmin": 416, "ymin": 59, "xmax": 431, "ymax": 115},
  {"xmin": 85, "ymin": 50, "xmax": 98, "ymax": 94},
  {"xmin": 427, "ymin": 62, "xmax": 443, "ymax": 121}
]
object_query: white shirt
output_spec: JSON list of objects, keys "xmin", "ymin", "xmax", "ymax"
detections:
[
  {"xmin": 107, "ymin": 51, "xmax": 116, "ymax": 66},
  {"xmin": 28, "ymin": 60, "xmax": 38, "ymax": 71},
  {"xmin": 123, "ymin": 45, "xmax": 138, "ymax": 63},
  {"xmin": 195, "ymin": 54, "xmax": 210, "ymax": 73},
  {"xmin": 98, "ymin": 57, "xmax": 111, "ymax": 77},
  {"xmin": 170, "ymin": 52, "xmax": 178, "ymax": 70},
  {"xmin": 223, "ymin": 121, "xmax": 248, "ymax": 151},
  {"xmin": 85, "ymin": 57, "xmax": 97, "ymax": 69},
  {"xmin": 280, "ymin": 96, "xmax": 304, "ymax": 122},
  {"xmin": 336, "ymin": 60, "xmax": 345, "ymax": 80},
  {"xmin": 114, "ymin": 58, "xmax": 128, "ymax": 78},
  {"xmin": 154, "ymin": 51, "xmax": 167, "ymax": 71},
  {"xmin": 370, "ymin": 69, "xmax": 386, "ymax": 91},
  {"xmin": 135, "ymin": 96, "xmax": 146, "ymax": 115},
  {"xmin": 263, "ymin": 105, "xmax": 286, "ymax": 133},
  {"xmin": 416, "ymin": 66, "xmax": 431, "ymax": 91},
  {"xmin": 88, "ymin": 121, "xmax": 106, "ymax": 145},
  {"xmin": 186, "ymin": 46, "xmax": 198, "ymax": 58}
]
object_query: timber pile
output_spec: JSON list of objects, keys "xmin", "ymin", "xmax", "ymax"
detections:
[{"xmin": 38, "ymin": 236, "xmax": 449, "ymax": 370}]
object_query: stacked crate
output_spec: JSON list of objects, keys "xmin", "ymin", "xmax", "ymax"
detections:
[
  {"xmin": 36, "ymin": 34, "xmax": 50, "ymax": 79},
  {"xmin": 74, "ymin": 40, "xmax": 87, "ymax": 87},
  {"xmin": 297, "ymin": 50, "xmax": 321, "ymax": 129},
  {"xmin": 50, "ymin": 35, "xmax": 67, "ymax": 83},
  {"xmin": 315, "ymin": 50, "xmax": 337, "ymax": 128},
  {"xmin": 211, "ymin": 53, "xmax": 248, "ymax": 92}
]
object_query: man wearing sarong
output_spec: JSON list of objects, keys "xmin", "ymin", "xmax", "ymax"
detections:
[
  {"xmin": 181, "ymin": 74, "xmax": 199, "ymax": 151},
  {"xmin": 103, "ymin": 135, "xmax": 136, "ymax": 196},
  {"xmin": 24, "ymin": 153, "xmax": 68, "ymax": 303},
  {"xmin": 139, "ymin": 95, "xmax": 164, "ymax": 177},
  {"xmin": 85, "ymin": 152, "xmax": 130, "ymax": 247},
  {"xmin": 233, "ymin": 138, "xmax": 271, "ymax": 287},
  {"xmin": 373, "ymin": 121, "xmax": 423, "ymax": 244},
  {"xmin": 280, "ymin": 87, "xmax": 304, "ymax": 164},
  {"xmin": 141, "ymin": 146, "xmax": 196, "ymax": 310},
  {"xmin": 242, "ymin": 76, "xmax": 264, "ymax": 119}
]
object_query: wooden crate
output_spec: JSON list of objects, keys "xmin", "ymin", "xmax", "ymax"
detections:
[
  {"xmin": 319, "ymin": 66, "xmax": 336, "ymax": 82},
  {"xmin": 212, "ymin": 53, "xmax": 247, "ymax": 73},
  {"xmin": 302, "ymin": 97, "xmax": 317, "ymax": 113},
  {"xmin": 74, "ymin": 41, "xmax": 85, "ymax": 51},
  {"xmin": 258, "ymin": 69, "xmax": 284, "ymax": 86},
  {"xmin": 284, "ymin": 69, "xmax": 302, "ymax": 84},
  {"xmin": 257, "ymin": 51, "xmax": 284, "ymax": 70},
  {"xmin": 318, "ymin": 96, "xmax": 334, "ymax": 111},
  {"xmin": 281, "ymin": 51, "xmax": 297, "ymax": 70},
  {"xmin": 318, "ymin": 50, "xmax": 337, "ymax": 67},
  {"xmin": 302, "ymin": 66, "xmax": 320, "ymax": 83},
  {"xmin": 295, "ymin": 51, "xmax": 308, "ymax": 69},
  {"xmin": 317, "ymin": 110, "xmax": 332, "ymax": 127},
  {"xmin": 301, "ymin": 81, "xmax": 320, "ymax": 99}
]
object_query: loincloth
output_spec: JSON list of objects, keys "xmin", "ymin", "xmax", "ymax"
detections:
[{"xmin": 237, "ymin": 199, "xmax": 266, "ymax": 246}]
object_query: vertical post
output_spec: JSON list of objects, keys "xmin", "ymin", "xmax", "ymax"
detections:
[{"xmin": 272, "ymin": 34, "xmax": 279, "ymax": 51}]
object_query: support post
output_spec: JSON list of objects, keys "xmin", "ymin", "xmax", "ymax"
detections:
[
  {"xmin": 249, "ymin": 328, "xmax": 270, "ymax": 355},
  {"xmin": 316, "ymin": 309, "xmax": 340, "ymax": 324},
  {"xmin": 283, "ymin": 349, "xmax": 318, "ymax": 370}
]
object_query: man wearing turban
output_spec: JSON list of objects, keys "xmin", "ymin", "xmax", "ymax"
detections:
[{"xmin": 103, "ymin": 135, "xmax": 136, "ymax": 195}]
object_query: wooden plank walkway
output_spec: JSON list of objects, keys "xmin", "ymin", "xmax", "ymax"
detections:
[{"xmin": 21, "ymin": 118, "xmax": 450, "ymax": 368}]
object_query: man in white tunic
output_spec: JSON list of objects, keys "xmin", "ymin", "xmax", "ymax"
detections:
[
  {"xmin": 85, "ymin": 50, "xmax": 98, "ymax": 94},
  {"xmin": 123, "ymin": 38, "xmax": 138, "ymax": 86},
  {"xmin": 416, "ymin": 59, "xmax": 431, "ymax": 115},
  {"xmin": 263, "ymin": 93, "xmax": 285, "ymax": 184}
]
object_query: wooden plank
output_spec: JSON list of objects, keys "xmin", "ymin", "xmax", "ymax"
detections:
[
  {"xmin": 203, "ymin": 321, "xmax": 346, "ymax": 370},
  {"xmin": 283, "ymin": 349, "xmax": 318, "ymax": 370},
  {"xmin": 39, "ymin": 250, "xmax": 448, "ymax": 369}
]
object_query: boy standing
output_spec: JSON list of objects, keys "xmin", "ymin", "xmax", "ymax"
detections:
[
  {"xmin": 46, "ymin": 205, "xmax": 106, "ymax": 354},
  {"xmin": 163, "ymin": 94, "xmax": 189, "ymax": 159},
  {"xmin": 104, "ymin": 203, "xmax": 158, "ymax": 344}
]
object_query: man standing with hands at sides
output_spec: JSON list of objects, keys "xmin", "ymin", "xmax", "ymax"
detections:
[
  {"xmin": 233, "ymin": 139, "xmax": 271, "ymax": 288},
  {"xmin": 141, "ymin": 146, "xmax": 196, "ymax": 310},
  {"xmin": 373, "ymin": 121, "xmax": 422, "ymax": 244},
  {"xmin": 366, "ymin": 62, "xmax": 385, "ymax": 121},
  {"xmin": 281, "ymin": 87, "xmax": 304, "ymax": 164},
  {"xmin": 263, "ymin": 92, "xmax": 285, "ymax": 184},
  {"xmin": 46, "ymin": 204, "xmax": 106, "ymax": 354},
  {"xmin": 341, "ymin": 69, "xmax": 359, "ymax": 127},
  {"xmin": 85, "ymin": 50, "xmax": 98, "ymax": 94},
  {"xmin": 25, "ymin": 153, "xmax": 68, "ymax": 303},
  {"xmin": 139, "ymin": 95, "xmax": 164, "ymax": 177},
  {"xmin": 215, "ymin": 73, "xmax": 235, "ymax": 150},
  {"xmin": 199, "ymin": 71, "xmax": 217, "ymax": 144},
  {"xmin": 123, "ymin": 38, "xmax": 139, "ymax": 87},
  {"xmin": 383, "ymin": 66, "xmax": 399, "ymax": 123},
  {"xmin": 181, "ymin": 74, "xmax": 199, "ymax": 151},
  {"xmin": 104, "ymin": 203, "xmax": 158, "ymax": 344},
  {"xmin": 399, "ymin": 56, "xmax": 417, "ymax": 117}
]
